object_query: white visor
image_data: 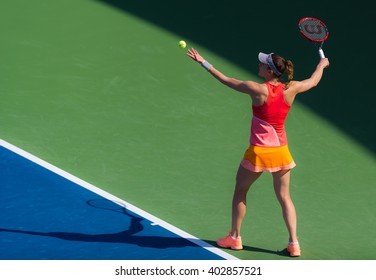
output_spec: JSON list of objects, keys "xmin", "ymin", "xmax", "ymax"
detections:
[{"xmin": 258, "ymin": 52, "xmax": 281, "ymax": 76}]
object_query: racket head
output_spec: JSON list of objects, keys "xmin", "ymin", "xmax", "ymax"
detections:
[
  {"xmin": 87, "ymin": 199, "xmax": 127, "ymax": 214},
  {"xmin": 298, "ymin": 17, "xmax": 329, "ymax": 42}
]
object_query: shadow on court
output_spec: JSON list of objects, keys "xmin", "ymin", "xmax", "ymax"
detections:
[
  {"xmin": 0, "ymin": 228, "xmax": 201, "ymax": 249},
  {"xmin": 96, "ymin": 0, "xmax": 376, "ymax": 155},
  {"xmin": 202, "ymin": 239, "xmax": 290, "ymax": 258},
  {"xmin": 0, "ymin": 197, "xmax": 287, "ymax": 256},
  {"xmin": 0, "ymin": 229, "xmax": 289, "ymax": 257},
  {"xmin": 0, "ymin": 199, "xmax": 200, "ymax": 249}
]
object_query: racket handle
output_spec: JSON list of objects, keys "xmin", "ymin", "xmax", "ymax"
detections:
[{"xmin": 318, "ymin": 48, "xmax": 325, "ymax": 59}]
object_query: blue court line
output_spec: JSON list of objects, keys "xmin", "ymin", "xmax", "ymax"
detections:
[{"xmin": 0, "ymin": 140, "xmax": 236, "ymax": 260}]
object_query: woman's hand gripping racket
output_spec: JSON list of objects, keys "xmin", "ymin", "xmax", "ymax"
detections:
[{"xmin": 298, "ymin": 17, "xmax": 329, "ymax": 58}]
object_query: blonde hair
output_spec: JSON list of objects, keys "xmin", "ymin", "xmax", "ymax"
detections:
[{"xmin": 271, "ymin": 54, "xmax": 294, "ymax": 89}]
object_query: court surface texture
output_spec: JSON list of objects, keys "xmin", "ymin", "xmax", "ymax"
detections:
[{"xmin": 0, "ymin": 0, "xmax": 375, "ymax": 260}]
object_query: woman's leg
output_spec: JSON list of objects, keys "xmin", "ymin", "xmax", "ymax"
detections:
[
  {"xmin": 230, "ymin": 165, "xmax": 262, "ymax": 238},
  {"xmin": 217, "ymin": 165, "xmax": 261, "ymax": 249},
  {"xmin": 272, "ymin": 169, "xmax": 298, "ymax": 242}
]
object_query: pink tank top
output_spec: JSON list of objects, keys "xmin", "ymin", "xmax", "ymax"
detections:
[{"xmin": 250, "ymin": 82, "xmax": 291, "ymax": 147}]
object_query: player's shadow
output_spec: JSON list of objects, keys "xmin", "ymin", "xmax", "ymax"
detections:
[
  {"xmin": 0, "ymin": 227, "xmax": 200, "ymax": 249},
  {"xmin": 0, "ymin": 199, "xmax": 289, "ymax": 257},
  {"xmin": 202, "ymin": 239, "xmax": 290, "ymax": 258},
  {"xmin": 0, "ymin": 199, "xmax": 199, "ymax": 249}
]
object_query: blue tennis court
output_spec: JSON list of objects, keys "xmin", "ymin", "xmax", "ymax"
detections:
[{"xmin": 0, "ymin": 140, "xmax": 236, "ymax": 260}]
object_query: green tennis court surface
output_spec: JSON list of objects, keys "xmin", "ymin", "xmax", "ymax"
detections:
[{"xmin": 0, "ymin": 0, "xmax": 375, "ymax": 260}]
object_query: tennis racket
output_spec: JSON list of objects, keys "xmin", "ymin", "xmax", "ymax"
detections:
[
  {"xmin": 87, "ymin": 199, "xmax": 129, "ymax": 215},
  {"xmin": 87, "ymin": 199, "xmax": 145, "ymax": 235},
  {"xmin": 298, "ymin": 17, "xmax": 329, "ymax": 58}
]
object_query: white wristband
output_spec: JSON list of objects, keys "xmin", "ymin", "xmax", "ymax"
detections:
[{"xmin": 201, "ymin": 60, "xmax": 213, "ymax": 71}]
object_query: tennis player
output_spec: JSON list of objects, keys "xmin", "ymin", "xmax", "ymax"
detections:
[{"xmin": 187, "ymin": 48, "xmax": 329, "ymax": 257}]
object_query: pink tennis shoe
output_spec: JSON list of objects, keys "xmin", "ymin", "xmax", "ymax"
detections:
[
  {"xmin": 216, "ymin": 234, "xmax": 243, "ymax": 250},
  {"xmin": 287, "ymin": 242, "xmax": 301, "ymax": 257}
]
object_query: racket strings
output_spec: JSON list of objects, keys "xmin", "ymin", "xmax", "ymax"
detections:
[{"xmin": 299, "ymin": 19, "xmax": 328, "ymax": 41}]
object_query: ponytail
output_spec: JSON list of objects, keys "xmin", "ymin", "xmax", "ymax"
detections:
[
  {"xmin": 284, "ymin": 60, "xmax": 294, "ymax": 89},
  {"xmin": 271, "ymin": 54, "xmax": 294, "ymax": 89}
]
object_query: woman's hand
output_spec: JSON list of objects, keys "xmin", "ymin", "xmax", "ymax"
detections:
[
  {"xmin": 319, "ymin": 57, "xmax": 330, "ymax": 69},
  {"xmin": 186, "ymin": 48, "xmax": 205, "ymax": 64}
]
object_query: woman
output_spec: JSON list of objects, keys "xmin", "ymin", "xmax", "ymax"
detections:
[{"xmin": 187, "ymin": 48, "xmax": 329, "ymax": 257}]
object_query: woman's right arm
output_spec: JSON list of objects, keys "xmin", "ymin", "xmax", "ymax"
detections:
[{"xmin": 289, "ymin": 58, "xmax": 330, "ymax": 95}]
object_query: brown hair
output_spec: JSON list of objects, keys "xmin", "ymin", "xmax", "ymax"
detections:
[{"xmin": 271, "ymin": 54, "xmax": 294, "ymax": 89}]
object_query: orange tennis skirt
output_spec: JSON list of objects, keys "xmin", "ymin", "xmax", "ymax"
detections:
[{"xmin": 240, "ymin": 144, "xmax": 296, "ymax": 173}]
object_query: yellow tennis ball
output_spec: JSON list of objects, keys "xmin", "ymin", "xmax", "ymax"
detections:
[{"xmin": 178, "ymin": 40, "xmax": 187, "ymax": 48}]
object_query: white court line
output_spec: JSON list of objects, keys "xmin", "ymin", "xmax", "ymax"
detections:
[{"xmin": 0, "ymin": 139, "xmax": 238, "ymax": 260}]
